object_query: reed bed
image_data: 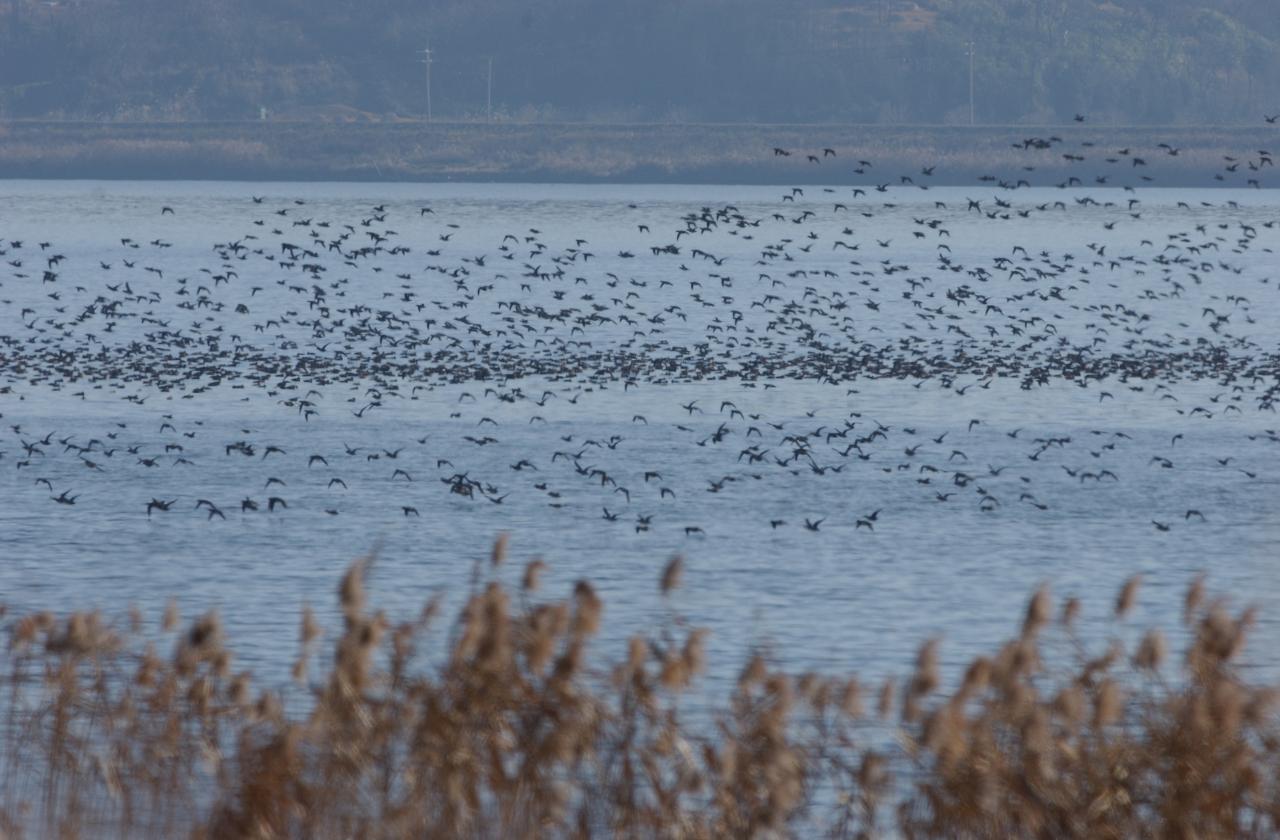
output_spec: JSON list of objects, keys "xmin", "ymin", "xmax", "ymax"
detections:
[
  {"xmin": 2, "ymin": 120, "xmax": 1274, "ymax": 183},
  {"xmin": 1, "ymin": 539, "xmax": 1277, "ymax": 838}
]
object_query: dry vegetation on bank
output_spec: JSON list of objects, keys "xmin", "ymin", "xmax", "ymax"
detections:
[
  {"xmin": 2, "ymin": 538, "xmax": 1277, "ymax": 838},
  {"xmin": 0, "ymin": 121, "xmax": 1275, "ymax": 184}
]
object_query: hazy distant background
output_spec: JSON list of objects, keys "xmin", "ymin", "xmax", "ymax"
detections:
[{"xmin": 2, "ymin": 0, "xmax": 1278, "ymax": 125}]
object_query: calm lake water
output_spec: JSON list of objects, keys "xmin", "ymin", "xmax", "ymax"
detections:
[{"xmin": 1, "ymin": 180, "xmax": 1277, "ymax": 693}]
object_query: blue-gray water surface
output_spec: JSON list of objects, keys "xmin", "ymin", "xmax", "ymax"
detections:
[{"xmin": 1, "ymin": 179, "xmax": 1278, "ymax": 696}]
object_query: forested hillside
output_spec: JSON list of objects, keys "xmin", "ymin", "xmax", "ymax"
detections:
[{"xmin": 2, "ymin": 0, "xmax": 1278, "ymax": 124}]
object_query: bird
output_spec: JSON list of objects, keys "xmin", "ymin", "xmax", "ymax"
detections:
[
  {"xmin": 196, "ymin": 499, "xmax": 226, "ymax": 520},
  {"xmin": 146, "ymin": 498, "xmax": 176, "ymax": 517}
]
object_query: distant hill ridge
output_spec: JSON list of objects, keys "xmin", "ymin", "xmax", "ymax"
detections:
[{"xmin": 1, "ymin": 0, "xmax": 1278, "ymax": 125}]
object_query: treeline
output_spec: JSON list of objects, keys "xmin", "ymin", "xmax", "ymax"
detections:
[{"xmin": 2, "ymin": 0, "xmax": 1279, "ymax": 124}]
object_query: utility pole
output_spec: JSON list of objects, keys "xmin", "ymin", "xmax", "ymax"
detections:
[
  {"xmin": 486, "ymin": 57, "xmax": 493, "ymax": 121},
  {"xmin": 966, "ymin": 41, "xmax": 975, "ymax": 126},
  {"xmin": 418, "ymin": 46, "xmax": 433, "ymax": 121}
]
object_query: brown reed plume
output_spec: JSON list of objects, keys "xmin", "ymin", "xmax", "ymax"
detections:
[{"xmin": 1, "ymin": 549, "xmax": 1278, "ymax": 838}]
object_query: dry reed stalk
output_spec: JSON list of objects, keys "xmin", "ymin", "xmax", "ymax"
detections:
[{"xmin": 0, "ymin": 546, "xmax": 1275, "ymax": 839}]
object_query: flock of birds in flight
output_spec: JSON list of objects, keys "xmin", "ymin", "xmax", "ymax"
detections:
[{"xmin": 2, "ymin": 120, "xmax": 1279, "ymax": 540}]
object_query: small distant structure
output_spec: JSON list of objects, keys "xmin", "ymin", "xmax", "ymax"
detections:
[
  {"xmin": 259, "ymin": 106, "xmax": 269, "ymax": 122},
  {"xmin": 418, "ymin": 46, "xmax": 433, "ymax": 121}
]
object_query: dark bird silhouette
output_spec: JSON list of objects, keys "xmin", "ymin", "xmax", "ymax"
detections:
[
  {"xmin": 196, "ymin": 500, "xmax": 226, "ymax": 520},
  {"xmin": 146, "ymin": 498, "xmax": 176, "ymax": 516}
]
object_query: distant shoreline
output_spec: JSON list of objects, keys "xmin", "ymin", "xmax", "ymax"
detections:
[{"xmin": 0, "ymin": 120, "xmax": 1275, "ymax": 186}]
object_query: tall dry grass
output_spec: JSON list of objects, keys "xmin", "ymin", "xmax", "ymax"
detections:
[{"xmin": 1, "ymin": 541, "xmax": 1277, "ymax": 838}]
